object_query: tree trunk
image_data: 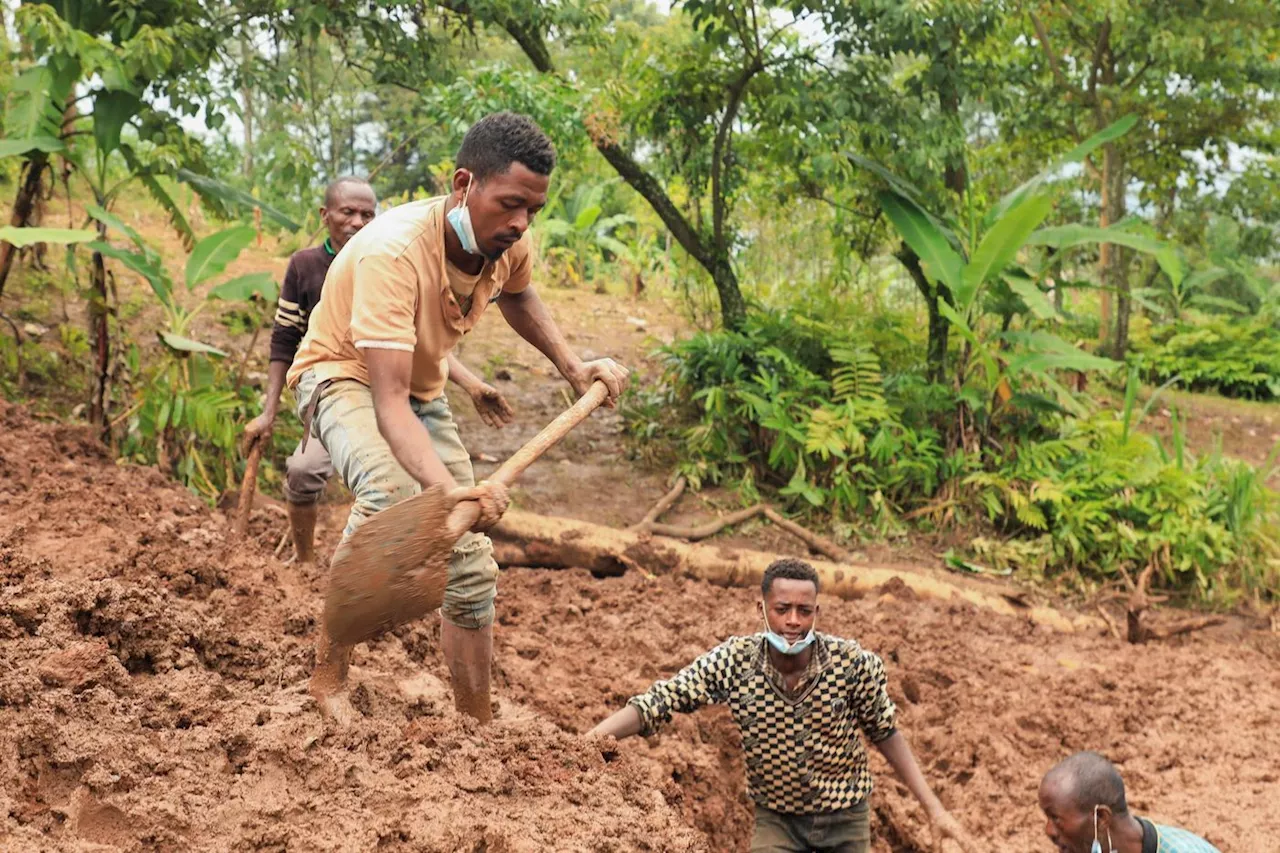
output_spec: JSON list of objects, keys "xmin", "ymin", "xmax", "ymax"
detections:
[
  {"xmin": 712, "ymin": 257, "xmax": 747, "ymax": 331},
  {"xmin": 0, "ymin": 156, "xmax": 47, "ymax": 301},
  {"xmin": 1100, "ymin": 143, "xmax": 1128, "ymax": 356},
  {"xmin": 88, "ymin": 219, "xmax": 110, "ymax": 431},
  {"xmin": 896, "ymin": 243, "xmax": 948, "ymax": 382},
  {"xmin": 936, "ymin": 55, "xmax": 968, "ymax": 199},
  {"xmin": 241, "ymin": 63, "xmax": 255, "ymax": 180},
  {"xmin": 490, "ymin": 510, "xmax": 1102, "ymax": 634}
]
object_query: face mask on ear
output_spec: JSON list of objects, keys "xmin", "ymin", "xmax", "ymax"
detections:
[
  {"xmin": 446, "ymin": 172, "xmax": 481, "ymax": 255},
  {"xmin": 1092, "ymin": 805, "xmax": 1115, "ymax": 853},
  {"xmin": 762, "ymin": 611, "xmax": 816, "ymax": 655}
]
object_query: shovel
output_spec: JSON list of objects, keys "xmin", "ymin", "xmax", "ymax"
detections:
[
  {"xmin": 233, "ymin": 435, "xmax": 266, "ymax": 537},
  {"xmin": 323, "ymin": 380, "xmax": 610, "ymax": 646}
]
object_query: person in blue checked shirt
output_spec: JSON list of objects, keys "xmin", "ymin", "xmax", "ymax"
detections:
[
  {"xmin": 590, "ymin": 558, "xmax": 978, "ymax": 853},
  {"xmin": 1039, "ymin": 752, "xmax": 1221, "ymax": 853}
]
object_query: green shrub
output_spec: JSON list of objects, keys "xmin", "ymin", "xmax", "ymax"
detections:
[
  {"xmin": 1133, "ymin": 319, "xmax": 1280, "ymax": 400},
  {"xmin": 967, "ymin": 413, "xmax": 1279, "ymax": 600},
  {"xmin": 623, "ymin": 310, "xmax": 960, "ymax": 527},
  {"xmin": 624, "ymin": 312, "xmax": 1280, "ymax": 601}
]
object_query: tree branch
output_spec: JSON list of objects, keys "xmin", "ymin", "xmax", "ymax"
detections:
[
  {"xmin": 1088, "ymin": 15, "xmax": 1112, "ymax": 121},
  {"xmin": 712, "ymin": 60, "xmax": 762, "ymax": 254},
  {"xmin": 1029, "ymin": 11, "xmax": 1070, "ymax": 91},
  {"xmin": 440, "ymin": 0, "xmax": 714, "ymax": 272}
]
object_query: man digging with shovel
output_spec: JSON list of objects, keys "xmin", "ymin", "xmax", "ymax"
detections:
[
  {"xmin": 286, "ymin": 112, "xmax": 628, "ymax": 723},
  {"xmin": 242, "ymin": 177, "xmax": 516, "ymax": 564}
]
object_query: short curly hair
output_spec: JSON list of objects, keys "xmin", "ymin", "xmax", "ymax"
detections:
[
  {"xmin": 761, "ymin": 558, "xmax": 820, "ymax": 597},
  {"xmin": 456, "ymin": 112, "xmax": 557, "ymax": 182}
]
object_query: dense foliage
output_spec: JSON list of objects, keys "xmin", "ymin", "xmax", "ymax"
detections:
[{"xmin": 1, "ymin": 0, "xmax": 1276, "ymax": 601}]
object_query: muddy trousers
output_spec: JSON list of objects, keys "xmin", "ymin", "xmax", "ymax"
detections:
[
  {"xmin": 751, "ymin": 800, "xmax": 870, "ymax": 853},
  {"xmin": 281, "ymin": 428, "xmax": 334, "ymax": 505},
  {"xmin": 294, "ymin": 370, "xmax": 498, "ymax": 629}
]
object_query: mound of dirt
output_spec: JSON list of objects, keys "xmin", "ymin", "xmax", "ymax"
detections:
[
  {"xmin": 3, "ymin": 398, "xmax": 1278, "ymax": 852},
  {"xmin": 0, "ymin": 401, "xmax": 703, "ymax": 852}
]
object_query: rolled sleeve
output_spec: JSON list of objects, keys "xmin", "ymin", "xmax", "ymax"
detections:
[
  {"xmin": 626, "ymin": 641, "xmax": 736, "ymax": 736},
  {"xmin": 853, "ymin": 651, "xmax": 898, "ymax": 744},
  {"xmin": 350, "ymin": 252, "xmax": 418, "ymax": 352}
]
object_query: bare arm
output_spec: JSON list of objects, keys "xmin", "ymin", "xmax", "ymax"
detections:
[
  {"xmin": 498, "ymin": 285, "xmax": 629, "ymax": 405},
  {"xmin": 590, "ymin": 706, "xmax": 644, "ymax": 740},
  {"xmin": 446, "ymin": 351, "xmax": 484, "ymax": 396},
  {"xmin": 875, "ymin": 732, "xmax": 946, "ymax": 818},
  {"xmin": 876, "ymin": 733, "xmax": 977, "ymax": 852},
  {"xmin": 497, "ymin": 285, "xmax": 581, "ymax": 381},
  {"xmin": 246, "ymin": 259, "xmax": 303, "ymax": 444},
  {"xmin": 244, "ymin": 360, "xmax": 289, "ymax": 439},
  {"xmin": 365, "ymin": 348, "xmax": 457, "ymax": 490}
]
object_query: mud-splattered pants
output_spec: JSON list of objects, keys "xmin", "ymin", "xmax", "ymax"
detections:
[
  {"xmin": 281, "ymin": 428, "xmax": 334, "ymax": 505},
  {"xmin": 295, "ymin": 370, "xmax": 498, "ymax": 629},
  {"xmin": 751, "ymin": 800, "xmax": 870, "ymax": 853}
]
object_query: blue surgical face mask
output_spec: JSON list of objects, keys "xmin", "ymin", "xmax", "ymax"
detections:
[
  {"xmin": 446, "ymin": 173, "xmax": 481, "ymax": 255},
  {"xmin": 762, "ymin": 612, "xmax": 816, "ymax": 655}
]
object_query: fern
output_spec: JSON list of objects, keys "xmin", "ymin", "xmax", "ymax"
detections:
[{"xmin": 830, "ymin": 342, "xmax": 884, "ymax": 405}]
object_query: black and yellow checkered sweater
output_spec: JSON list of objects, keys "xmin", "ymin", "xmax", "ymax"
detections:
[{"xmin": 628, "ymin": 633, "xmax": 897, "ymax": 815}]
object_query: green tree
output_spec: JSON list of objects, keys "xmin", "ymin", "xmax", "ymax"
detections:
[{"xmin": 1017, "ymin": 0, "xmax": 1280, "ymax": 356}]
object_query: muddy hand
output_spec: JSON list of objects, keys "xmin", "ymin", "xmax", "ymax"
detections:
[
  {"xmin": 242, "ymin": 411, "xmax": 275, "ymax": 453},
  {"xmin": 570, "ymin": 357, "xmax": 629, "ymax": 408},
  {"xmin": 470, "ymin": 382, "xmax": 515, "ymax": 429},
  {"xmin": 930, "ymin": 811, "xmax": 978, "ymax": 853},
  {"xmin": 451, "ymin": 481, "xmax": 510, "ymax": 533}
]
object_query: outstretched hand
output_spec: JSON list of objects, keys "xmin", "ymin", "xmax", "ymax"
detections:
[
  {"xmin": 468, "ymin": 381, "xmax": 515, "ymax": 429},
  {"xmin": 930, "ymin": 810, "xmax": 979, "ymax": 853}
]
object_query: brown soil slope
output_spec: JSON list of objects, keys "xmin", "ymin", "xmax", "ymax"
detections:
[
  {"xmin": 2, "ymin": 400, "xmax": 1279, "ymax": 851},
  {"xmin": 0, "ymin": 401, "xmax": 701, "ymax": 852}
]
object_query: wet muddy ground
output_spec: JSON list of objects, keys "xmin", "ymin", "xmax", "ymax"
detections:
[{"xmin": 3, "ymin": 400, "xmax": 1279, "ymax": 851}]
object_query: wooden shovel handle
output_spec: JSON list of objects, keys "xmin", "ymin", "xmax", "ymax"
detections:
[
  {"xmin": 234, "ymin": 436, "xmax": 266, "ymax": 537},
  {"xmin": 447, "ymin": 380, "xmax": 610, "ymax": 534}
]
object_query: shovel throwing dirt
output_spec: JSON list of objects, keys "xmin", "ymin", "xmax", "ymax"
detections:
[{"xmin": 323, "ymin": 380, "xmax": 610, "ymax": 646}]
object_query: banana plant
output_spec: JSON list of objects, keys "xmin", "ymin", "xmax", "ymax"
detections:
[
  {"xmin": 87, "ymin": 204, "xmax": 277, "ymax": 356},
  {"xmin": 852, "ymin": 116, "xmax": 1176, "ymax": 416},
  {"xmin": 537, "ymin": 181, "xmax": 636, "ymax": 286},
  {"xmin": 89, "ymin": 208, "xmax": 277, "ymax": 497},
  {"xmin": 1130, "ymin": 251, "xmax": 1241, "ymax": 321}
]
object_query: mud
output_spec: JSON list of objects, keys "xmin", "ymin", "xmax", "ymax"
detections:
[{"xmin": 3, "ymin": 398, "xmax": 1279, "ymax": 851}]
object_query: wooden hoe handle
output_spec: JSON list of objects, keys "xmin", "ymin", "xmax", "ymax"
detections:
[{"xmin": 447, "ymin": 380, "xmax": 610, "ymax": 535}]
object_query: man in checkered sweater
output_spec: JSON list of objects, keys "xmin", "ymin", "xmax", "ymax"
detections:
[{"xmin": 591, "ymin": 558, "xmax": 977, "ymax": 853}]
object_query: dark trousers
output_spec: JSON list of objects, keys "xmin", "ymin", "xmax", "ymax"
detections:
[{"xmin": 750, "ymin": 799, "xmax": 871, "ymax": 853}]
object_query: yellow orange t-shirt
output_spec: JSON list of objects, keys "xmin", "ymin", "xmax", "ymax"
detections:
[{"xmin": 287, "ymin": 197, "xmax": 532, "ymax": 401}]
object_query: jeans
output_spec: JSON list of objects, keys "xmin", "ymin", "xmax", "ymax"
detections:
[{"xmin": 750, "ymin": 799, "xmax": 871, "ymax": 853}]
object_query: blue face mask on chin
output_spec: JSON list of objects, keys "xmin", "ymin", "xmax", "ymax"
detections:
[{"xmin": 763, "ymin": 614, "xmax": 816, "ymax": 655}]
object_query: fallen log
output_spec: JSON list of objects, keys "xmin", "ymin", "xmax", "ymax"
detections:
[{"xmin": 491, "ymin": 510, "xmax": 1103, "ymax": 634}]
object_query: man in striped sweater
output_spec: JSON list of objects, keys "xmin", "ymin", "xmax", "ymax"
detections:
[{"xmin": 590, "ymin": 558, "xmax": 976, "ymax": 853}]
